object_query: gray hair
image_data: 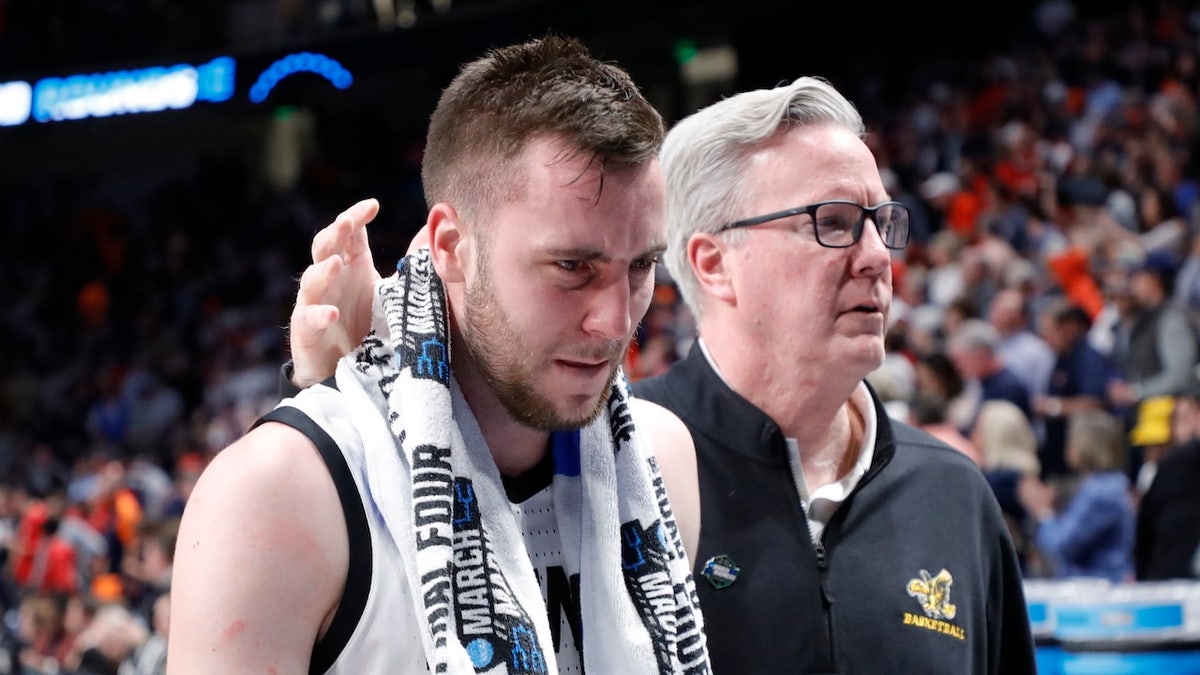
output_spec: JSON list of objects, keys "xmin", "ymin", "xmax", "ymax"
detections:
[
  {"xmin": 949, "ymin": 318, "xmax": 1000, "ymax": 354},
  {"xmin": 660, "ymin": 76, "xmax": 866, "ymax": 316}
]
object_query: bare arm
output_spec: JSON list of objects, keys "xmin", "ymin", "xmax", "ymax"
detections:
[
  {"xmin": 631, "ymin": 398, "xmax": 700, "ymax": 563},
  {"xmin": 167, "ymin": 422, "xmax": 348, "ymax": 675}
]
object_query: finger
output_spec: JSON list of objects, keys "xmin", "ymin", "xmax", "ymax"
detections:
[
  {"xmin": 346, "ymin": 197, "xmax": 380, "ymax": 229},
  {"xmin": 313, "ymin": 198, "xmax": 379, "ymax": 263},
  {"xmin": 296, "ymin": 256, "xmax": 343, "ymax": 306},
  {"xmin": 344, "ymin": 198, "xmax": 380, "ymax": 257},
  {"xmin": 289, "ymin": 302, "xmax": 339, "ymax": 344},
  {"xmin": 294, "ymin": 304, "xmax": 339, "ymax": 335},
  {"xmin": 311, "ymin": 211, "xmax": 350, "ymax": 264}
]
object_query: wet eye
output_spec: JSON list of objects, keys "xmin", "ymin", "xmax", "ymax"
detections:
[
  {"xmin": 631, "ymin": 255, "xmax": 660, "ymax": 272},
  {"xmin": 556, "ymin": 260, "xmax": 584, "ymax": 272}
]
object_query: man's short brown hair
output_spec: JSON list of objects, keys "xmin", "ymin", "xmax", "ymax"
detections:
[{"xmin": 421, "ymin": 35, "xmax": 664, "ymax": 223}]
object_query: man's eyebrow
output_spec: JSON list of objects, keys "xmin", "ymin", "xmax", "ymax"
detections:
[
  {"xmin": 641, "ymin": 244, "xmax": 668, "ymax": 259},
  {"xmin": 539, "ymin": 243, "xmax": 668, "ymax": 261},
  {"xmin": 541, "ymin": 247, "xmax": 609, "ymax": 262}
]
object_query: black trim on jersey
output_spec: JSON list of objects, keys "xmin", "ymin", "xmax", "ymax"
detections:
[
  {"xmin": 255, "ymin": 404, "xmax": 372, "ymax": 675},
  {"xmin": 501, "ymin": 449, "xmax": 554, "ymax": 503},
  {"xmin": 278, "ymin": 361, "xmax": 302, "ymax": 400},
  {"xmin": 276, "ymin": 360, "xmax": 337, "ymax": 400}
]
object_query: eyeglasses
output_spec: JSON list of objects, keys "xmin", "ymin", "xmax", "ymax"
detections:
[{"xmin": 716, "ymin": 200, "xmax": 911, "ymax": 250}]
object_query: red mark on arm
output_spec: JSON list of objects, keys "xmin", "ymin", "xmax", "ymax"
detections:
[{"xmin": 222, "ymin": 619, "xmax": 247, "ymax": 643}]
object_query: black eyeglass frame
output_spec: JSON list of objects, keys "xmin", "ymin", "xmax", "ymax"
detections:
[{"xmin": 715, "ymin": 199, "xmax": 911, "ymax": 250}]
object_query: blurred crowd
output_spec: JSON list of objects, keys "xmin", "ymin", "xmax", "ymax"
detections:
[
  {"xmin": 0, "ymin": 0, "xmax": 528, "ymax": 78},
  {"xmin": 1, "ymin": 0, "xmax": 1200, "ymax": 672}
]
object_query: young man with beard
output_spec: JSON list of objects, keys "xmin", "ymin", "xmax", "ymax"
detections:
[
  {"xmin": 286, "ymin": 79, "xmax": 1036, "ymax": 673},
  {"xmin": 167, "ymin": 37, "xmax": 708, "ymax": 675}
]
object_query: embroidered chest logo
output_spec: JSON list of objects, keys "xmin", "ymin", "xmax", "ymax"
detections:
[
  {"xmin": 902, "ymin": 568, "xmax": 966, "ymax": 641},
  {"xmin": 906, "ymin": 568, "xmax": 956, "ymax": 619}
]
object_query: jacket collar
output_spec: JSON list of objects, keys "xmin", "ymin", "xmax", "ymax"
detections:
[{"xmin": 648, "ymin": 343, "xmax": 897, "ymax": 474}]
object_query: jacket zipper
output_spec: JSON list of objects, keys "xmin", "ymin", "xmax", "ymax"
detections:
[
  {"xmin": 794, "ymin": 390, "xmax": 896, "ymax": 673},
  {"xmin": 814, "ymin": 537, "xmax": 837, "ymax": 670}
]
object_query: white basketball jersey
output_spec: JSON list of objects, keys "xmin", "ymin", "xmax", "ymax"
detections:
[{"xmin": 267, "ymin": 383, "xmax": 584, "ymax": 674}]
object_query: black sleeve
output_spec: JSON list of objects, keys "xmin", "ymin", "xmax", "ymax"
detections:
[{"xmin": 279, "ymin": 360, "xmax": 304, "ymax": 400}]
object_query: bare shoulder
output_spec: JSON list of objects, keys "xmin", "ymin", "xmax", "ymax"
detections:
[
  {"xmin": 180, "ymin": 422, "xmax": 345, "ymax": 544},
  {"xmin": 630, "ymin": 398, "xmax": 693, "ymax": 459},
  {"xmin": 168, "ymin": 420, "xmax": 349, "ymax": 674},
  {"xmin": 630, "ymin": 398, "xmax": 701, "ymax": 564}
]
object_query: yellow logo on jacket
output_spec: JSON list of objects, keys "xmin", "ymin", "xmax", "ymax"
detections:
[{"xmin": 903, "ymin": 568, "xmax": 965, "ymax": 640}]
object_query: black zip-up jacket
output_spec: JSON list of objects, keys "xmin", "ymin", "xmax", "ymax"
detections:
[{"xmin": 633, "ymin": 345, "xmax": 1036, "ymax": 674}]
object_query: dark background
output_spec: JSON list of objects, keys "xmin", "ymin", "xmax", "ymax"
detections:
[{"xmin": 0, "ymin": 0, "xmax": 1058, "ymax": 254}]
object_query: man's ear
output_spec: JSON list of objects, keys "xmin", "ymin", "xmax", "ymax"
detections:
[
  {"xmin": 688, "ymin": 232, "xmax": 736, "ymax": 305},
  {"xmin": 427, "ymin": 203, "xmax": 468, "ymax": 283}
]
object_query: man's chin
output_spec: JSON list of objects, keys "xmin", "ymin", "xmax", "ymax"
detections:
[
  {"xmin": 838, "ymin": 341, "xmax": 886, "ymax": 378},
  {"xmin": 523, "ymin": 384, "xmax": 613, "ymax": 431},
  {"xmin": 545, "ymin": 388, "xmax": 613, "ymax": 431},
  {"xmin": 498, "ymin": 363, "xmax": 621, "ymax": 431}
]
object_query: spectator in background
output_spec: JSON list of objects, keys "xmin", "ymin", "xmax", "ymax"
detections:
[
  {"xmin": 1136, "ymin": 384, "xmax": 1200, "ymax": 580},
  {"xmin": 1127, "ymin": 394, "xmax": 1177, "ymax": 497},
  {"xmin": 959, "ymin": 246, "xmax": 1001, "ymax": 319},
  {"xmin": 1044, "ymin": 177, "xmax": 1128, "ymax": 323},
  {"xmin": 10, "ymin": 490, "xmax": 78, "ymax": 596},
  {"xmin": 15, "ymin": 593, "xmax": 68, "ymax": 674},
  {"xmin": 973, "ymin": 400, "xmax": 1043, "ymax": 574},
  {"xmin": 25, "ymin": 516, "xmax": 78, "ymax": 596},
  {"xmin": 1035, "ymin": 299, "xmax": 1110, "ymax": 479},
  {"xmin": 122, "ymin": 517, "xmax": 176, "ymax": 627},
  {"xmin": 1087, "ymin": 259, "xmax": 1141, "ymax": 361},
  {"xmin": 58, "ymin": 594, "xmax": 98, "ymax": 672},
  {"xmin": 988, "ymin": 288, "xmax": 1056, "ymax": 447},
  {"xmin": 922, "ymin": 229, "xmax": 968, "ymax": 307},
  {"xmin": 1019, "ymin": 410, "xmax": 1135, "ymax": 582},
  {"xmin": 121, "ymin": 591, "xmax": 169, "ymax": 675},
  {"xmin": 948, "ymin": 318, "xmax": 1034, "ymax": 433},
  {"xmin": 1108, "ymin": 251, "xmax": 1199, "ymax": 410},
  {"xmin": 84, "ymin": 368, "xmax": 130, "ymax": 451},
  {"xmin": 909, "ymin": 392, "xmax": 982, "ymax": 465},
  {"xmin": 989, "ymin": 288, "xmax": 1055, "ymax": 405},
  {"xmin": 1174, "ymin": 234, "xmax": 1200, "ymax": 321},
  {"xmin": 1134, "ymin": 184, "xmax": 1188, "ymax": 259},
  {"xmin": 84, "ymin": 460, "xmax": 142, "ymax": 602},
  {"xmin": 67, "ymin": 603, "xmax": 148, "ymax": 674},
  {"xmin": 869, "ymin": 325, "xmax": 918, "ymax": 422},
  {"xmin": 160, "ymin": 453, "xmax": 203, "ymax": 519},
  {"xmin": 24, "ymin": 444, "xmax": 70, "ymax": 504},
  {"xmin": 943, "ymin": 295, "xmax": 982, "ymax": 343},
  {"xmin": 913, "ymin": 351, "xmax": 977, "ymax": 434}
]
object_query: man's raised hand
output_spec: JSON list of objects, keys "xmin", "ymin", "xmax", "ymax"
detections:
[{"xmin": 288, "ymin": 198, "xmax": 383, "ymax": 388}]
